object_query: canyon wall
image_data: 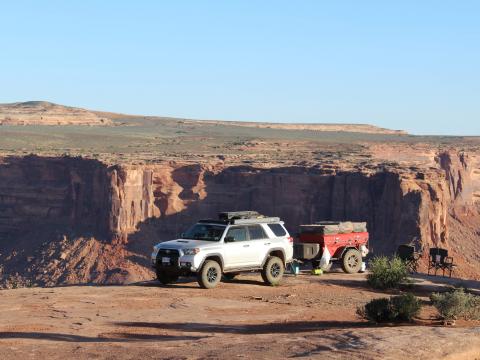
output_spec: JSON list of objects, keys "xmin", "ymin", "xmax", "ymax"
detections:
[
  {"xmin": 0, "ymin": 150, "xmax": 476, "ymax": 286},
  {"xmin": 118, "ymin": 164, "xmax": 449, "ymax": 256},
  {"xmin": 0, "ymin": 156, "xmax": 111, "ymax": 239}
]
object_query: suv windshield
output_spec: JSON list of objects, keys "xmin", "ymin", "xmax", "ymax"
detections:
[{"xmin": 183, "ymin": 223, "xmax": 226, "ymax": 241}]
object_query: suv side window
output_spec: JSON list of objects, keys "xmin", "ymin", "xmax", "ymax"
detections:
[
  {"xmin": 267, "ymin": 223, "xmax": 287, "ymax": 237},
  {"xmin": 225, "ymin": 226, "xmax": 248, "ymax": 242},
  {"xmin": 248, "ymin": 225, "xmax": 267, "ymax": 240}
]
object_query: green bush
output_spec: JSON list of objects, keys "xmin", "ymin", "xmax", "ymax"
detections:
[
  {"xmin": 367, "ymin": 256, "xmax": 409, "ymax": 289},
  {"xmin": 390, "ymin": 293, "xmax": 422, "ymax": 321},
  {"xmin": 358, "ymin": 293, "xmax": 421, "ymax": 323},
  {"xmin": 431, "ymin": 289, "xmax": 480, "ymax": 321}
]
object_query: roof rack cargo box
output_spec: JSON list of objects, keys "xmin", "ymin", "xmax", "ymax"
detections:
[
  {"xmin": 231, "ymin": 217, "xmax": 281, "ymax": 225},
  {"xmin": 218, "ymin": 211, "xmax": 262, "ymax": 220}
]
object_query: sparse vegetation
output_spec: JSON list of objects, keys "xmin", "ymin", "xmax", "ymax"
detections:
[
  {"xmin": 431, "ymin": 289, "xmax": 480, "ymax": 321},
  {"xmin": 367, "ymin": 256, "xmax": 409, "ymax": 289},
  {"xmin": 357, "ymin": 293, "xmax": 421, "ymax": 323}
]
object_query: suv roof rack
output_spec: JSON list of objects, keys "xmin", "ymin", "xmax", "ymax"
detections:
[{"xmin": 198, "ymin": 211, "xmax": 281, "ymax": 225}]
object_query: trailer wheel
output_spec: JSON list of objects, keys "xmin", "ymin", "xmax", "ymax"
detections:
[{"xmin": 341, "ymin": 249, "xmax": 362, "ymax": 273}]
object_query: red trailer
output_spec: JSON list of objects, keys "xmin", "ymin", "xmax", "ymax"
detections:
[{"xmin": 293, "ymin": 222, "xmax": 369, "ymax": 273}]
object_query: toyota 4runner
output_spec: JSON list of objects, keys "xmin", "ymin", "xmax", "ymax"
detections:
[{"xmin": 151, "ymin": 211, "xmax": 293, "ymax": 288}]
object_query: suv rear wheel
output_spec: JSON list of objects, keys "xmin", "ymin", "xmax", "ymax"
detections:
[
  {"xmin": 197, "ymin": 260, "xmax": 222, "ymax": 289},
  {"xmin": 341, "ymin": 249, "xmax": 362, "ymax": 273},
  {"xmin": 261, "ymin": 256, "xmax": 285, "ymax": 286}
]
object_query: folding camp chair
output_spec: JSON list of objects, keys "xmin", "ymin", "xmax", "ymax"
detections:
[
  {"xmin": 397, "ymin": 244, "xmax": 421, "ymax": 273},
  {"xmin": 428, "ymin": 247, "xmax": 456, "ymax": 277}
]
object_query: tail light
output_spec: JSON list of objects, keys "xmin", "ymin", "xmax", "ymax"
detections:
[{"xmin": 287, "ymin": 236, "xmax": 294, "ymax": 243}]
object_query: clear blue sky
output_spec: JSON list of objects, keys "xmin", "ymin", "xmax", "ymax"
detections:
[{"xmin": 1, "ymin": 1, "xmax": 479, "ymax": 135}]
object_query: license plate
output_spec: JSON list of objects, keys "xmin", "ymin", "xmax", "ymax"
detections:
[{"xmin": 162, "ymin": 257, "xmax": 170, "ymax": 264}]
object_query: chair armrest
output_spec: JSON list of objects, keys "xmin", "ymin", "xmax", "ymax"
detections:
[{"xmin": 444, "ymin": 256, "xmax": 454, "ymax": 264}]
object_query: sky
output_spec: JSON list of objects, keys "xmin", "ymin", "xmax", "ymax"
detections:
[{"xmin": 0, "ymin": 1, "xmax": 479, "ymax": 135}]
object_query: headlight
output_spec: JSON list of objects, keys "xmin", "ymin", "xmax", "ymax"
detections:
[{"xmin": 183, "ymin": 248, "xmax": 200, "ymax": 255}]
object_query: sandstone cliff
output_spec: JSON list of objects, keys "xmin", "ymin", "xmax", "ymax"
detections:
[{"xmin": 0, "ymin": 150, "xmax": 478, "ymax": 287}]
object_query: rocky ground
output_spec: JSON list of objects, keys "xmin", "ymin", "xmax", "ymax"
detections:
[{"xmin": 0, "ymin": 271, "xmax": 479, "ymax": 360}]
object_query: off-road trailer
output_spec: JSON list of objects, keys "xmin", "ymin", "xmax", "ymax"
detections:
[{"xmin": 293, "ymin": 221, "xmax": 369, "ymax": 273}]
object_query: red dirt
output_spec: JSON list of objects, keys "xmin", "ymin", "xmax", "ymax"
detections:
[{"xmin": 1, "ymin": 272, "xmax": 479, "ymax": 359}]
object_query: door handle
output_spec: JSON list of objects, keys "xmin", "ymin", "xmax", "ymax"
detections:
[
  {"xmin": 264, "ymin": 243, "xmax": 271, "ymax": 245},
  {"xmin": 243, "ymin": 244, "xmax": 250, "ymax": 248}
]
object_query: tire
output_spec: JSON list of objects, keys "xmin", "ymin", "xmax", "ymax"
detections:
[
  {"xmin": 341, "ymin": 249, "xmax": 362, "ymax": 274},
  {"xmin": 261, "ymin": 256, "xmax": 285, "ymax": 286},
  {"xmin": 197, "ymin": 260, "xmax": 222, "ymax": 289},
  {"xmin": 223, "ymin": 273, "xmax": 238, "ymax": 281},
  {"xmin": 156, "ymin": 269, "xmax": 179, "ymax": 285}
]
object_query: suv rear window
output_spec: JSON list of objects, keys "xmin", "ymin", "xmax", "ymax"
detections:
[
  {"xmin": 225, "ymin": 226, "xmax": 248, "ymax": 241},
  {"xmin": 248, "ymin": 225, "xmax": 267, "ymax": 240},
  {"xmin": 267, "ymin": 223, "xmax": 287, "ymax": 237}
]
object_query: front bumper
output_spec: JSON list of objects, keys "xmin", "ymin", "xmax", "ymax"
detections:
[{"xmin": 151, "ymin": 248, "xmax": 200, "ymax": 272}]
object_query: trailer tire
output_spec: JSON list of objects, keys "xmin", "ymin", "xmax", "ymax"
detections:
[
  {"xmin": 341, "ymin": 249, "xmax": 362, "ymax": 273},
  {"xmin": 261, "ymin": 256, "xmax": 284, "ymax": 286}
]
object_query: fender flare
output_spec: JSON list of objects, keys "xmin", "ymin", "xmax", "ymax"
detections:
[
  {"xmin": 198, "ymin": 253, "xmax": 225, "ymax": 270},
  {"xmin": 340, "ymin": 246, "xmax": 361, "ymax": 259},
  {"xmin": 261, "ymin": 247, "xmax": 287, "ymax": 267}
]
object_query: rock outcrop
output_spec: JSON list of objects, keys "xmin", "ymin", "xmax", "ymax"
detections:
[{"xmin": 0, "ymin": 101, "xmax": 112, "ymax": 126}]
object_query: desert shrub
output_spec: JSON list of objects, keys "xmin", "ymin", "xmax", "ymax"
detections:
[
  {"xmin": 390, "ymin": 293, "xmax": 422, "ymax": 321},
  {"xmin": 431, "ymin": 289, "xmax": 480, "ymax": 321},
  {"xmin": 367, "ymin": 256, "xmax": 408, "ymax": 289},
  {"xmin": 358, "ymin": 293, "xmax": 421, "ymax": 323}
]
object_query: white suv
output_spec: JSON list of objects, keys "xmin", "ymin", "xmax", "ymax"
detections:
[{"xmin": 151, "ymin": 211, "xmax": 293, "ymax": 288}]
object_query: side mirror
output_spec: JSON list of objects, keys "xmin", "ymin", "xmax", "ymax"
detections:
[{"xmin": 224, "ymin": 236, "xmax": 235, "ymax": 243}]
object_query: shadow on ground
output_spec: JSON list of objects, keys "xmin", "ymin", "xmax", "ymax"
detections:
[
  {"xmin": 0, "ymin": 331, "xmax": 206, "ymax": 343},
  {"xmin": 113, "ymin": 320, "xmax": 393, "ymax": 335}
]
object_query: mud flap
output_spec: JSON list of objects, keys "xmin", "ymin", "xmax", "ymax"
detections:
[{"xmin": 319, "ymin": 245, "xmax": 331, "ymax": 270}]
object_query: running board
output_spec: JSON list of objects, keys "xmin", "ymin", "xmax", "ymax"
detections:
[{"xmin": 223, "ymin": 266, "xmax": 263, "ymax": 273}]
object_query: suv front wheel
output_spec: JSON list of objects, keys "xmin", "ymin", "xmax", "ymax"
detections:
[
  {"xmin": 261, "ymin": 256, "xmax": 285, "ymax": 286},
  {"xmin": 197, "ymin": 260, "xmax": 222, "ymax": 289}
]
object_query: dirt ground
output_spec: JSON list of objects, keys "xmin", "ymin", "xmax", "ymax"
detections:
[{"xmin": 0, "ymin": 271, "xmax": 479, "ymax": 360}]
